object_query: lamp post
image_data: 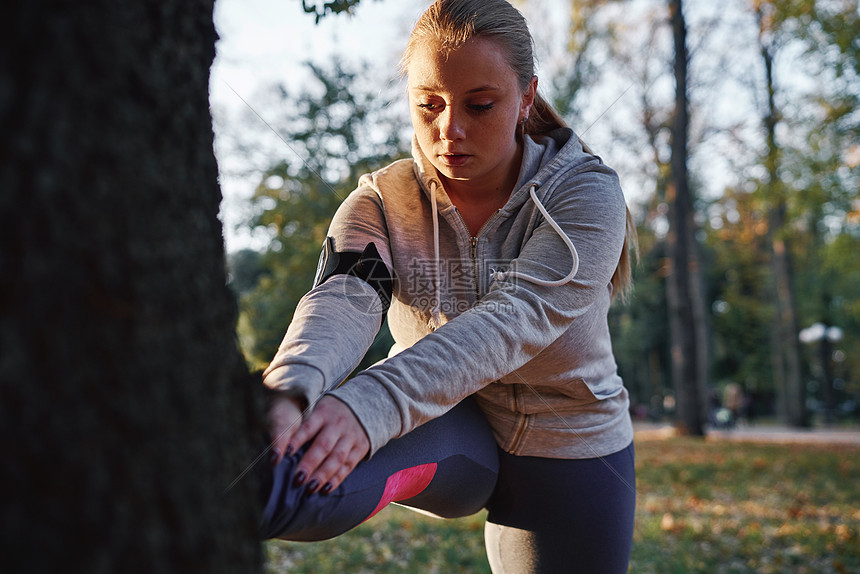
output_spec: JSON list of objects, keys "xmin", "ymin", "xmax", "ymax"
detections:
[{"xmin": 799, "ymin": 323, "xmax": 844, "ymax": 425}]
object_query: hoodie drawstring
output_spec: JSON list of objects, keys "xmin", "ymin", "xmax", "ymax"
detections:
[
  {"xmin": 429, "ymin": 180, "xmax": 442, "ymax": 330},
  {"xmin": 490, "ymin": 184, "xmax": 579, "ymax": 287},
  {"xmin": 427, "ymin": 182, "xmax": 578, "ymax": 331}
]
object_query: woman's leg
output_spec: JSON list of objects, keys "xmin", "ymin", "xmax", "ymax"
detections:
[
  {"xmin": 259, "ymin": 397, "xmax": 499, "ymax": 541},
  {"xmin": 484, "ymin": 442, "xmax": 636, "ymax": 574}
]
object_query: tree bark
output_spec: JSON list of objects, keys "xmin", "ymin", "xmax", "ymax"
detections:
[
  {"xmin": 667, "ymin": 0, "xmax": 705, "ymax": 436},
  {"xmin": 689, "ymin": 233, "xmax": 712, "ymax": 424},
  {"xmin": 1, "ymin": 1, "xmax": 265, "ymax": 571}
]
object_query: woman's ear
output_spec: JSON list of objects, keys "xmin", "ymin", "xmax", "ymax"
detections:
[{"xmin": 520, "ymin": 75, "xmax": 538, "ymax": 121}]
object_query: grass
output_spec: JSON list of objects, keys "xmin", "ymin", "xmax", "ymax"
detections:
[{"xmin": 265, "ymin": 435, "xmax": 860, "ymax": 573}]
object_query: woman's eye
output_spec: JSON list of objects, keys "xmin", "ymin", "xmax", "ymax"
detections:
[
  {"xmin": 469, "ymin": 103, "xmax": 494, "ymax": 112},
  {"xmin": 418, "ymin": 103, "xmax": 441, "ymax": 111}
]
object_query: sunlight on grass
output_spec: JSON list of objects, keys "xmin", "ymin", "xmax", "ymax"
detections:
[
  {"xmin": 630, "ymin": 437, "xmax": 860, "ymax": 574},
  {"xmin": 264, "ymin": 437, "xmax": 860, "ymax": 573},
  {"xmin": 265, "ymin": 506, "xmax": 490, "ymax": 573}
]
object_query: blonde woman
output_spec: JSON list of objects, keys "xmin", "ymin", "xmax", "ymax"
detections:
[{"xmin": 261, "ymin": 1, "xmax": 637, "ymax": 570}]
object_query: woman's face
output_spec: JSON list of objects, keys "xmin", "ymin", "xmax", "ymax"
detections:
[{"xmin": 407, "ymin": 37, "xmax": 536, "ymax": 194}]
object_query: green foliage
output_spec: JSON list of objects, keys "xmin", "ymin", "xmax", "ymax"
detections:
[
  {"xmin": 550, "ymin": 0, "xmax": 626, "ymax": 126},
  {"xmin": 755, "ymin": 0, "xmax": 859, "ymax": 410},
  {"xmin": 609, "ymin": 214, "xmax": 672, "ymax": 414},
  {"xmin": 702, "ymin": 187, "xmax": 775, "ymax": 394},
  {"xmin": 227, "ymin": 249, "xmax": 265, "ymax": 296},
  {"xmin": 235, "ymin": 61, "xmax": 408, "ymax": 368},
  {"xmin": 301, "ymin": 0, "xmax": 371, "ymax": 24},
  {"xmin": 817, "ymin": 232, "xmax": 860, "ymax": 389},
  {"xmin": 599, "ymin": 0, "xmax": 860, "ymax": 418},
  {"xmin": 263, "ymin": 436, "xmax": 860, "ymax": 573}
]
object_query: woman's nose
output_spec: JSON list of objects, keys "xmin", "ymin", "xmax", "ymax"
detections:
[{"xmin": 439, "ymin": 108, "xmax": 465, "ymax": 141}]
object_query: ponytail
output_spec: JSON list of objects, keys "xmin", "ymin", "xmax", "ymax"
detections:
[
  {"xmin": 524, "ymin": 92, "xmax": 566, "ymax": 137},
  {"xmin": 610, "ymin": 209, "xmax": 638, "ymax": 302},
  {"xmin": 526, "ymin": 93, "xmax": 637, "ymax": 301},
  {"xmin": 524, "ymin": 92, "xmax": 596, "ymax": 155}
]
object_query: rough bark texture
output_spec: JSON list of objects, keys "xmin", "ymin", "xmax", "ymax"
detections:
[
  {"xmin": 667, "ymin": 0, "xmax": 705, "ymax": 436},
  {"xmin": 1, "ymin": 1, "xmax": 265, "ymax": 571}
]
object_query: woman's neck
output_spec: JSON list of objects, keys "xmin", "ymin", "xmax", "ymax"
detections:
[
  {"xmin": 441, "ymin": 141, "xmax": 524, "ymax": 234},
  {"xmin": 443, "ymin": 176, "xmax": 516, "ymax": 237}
]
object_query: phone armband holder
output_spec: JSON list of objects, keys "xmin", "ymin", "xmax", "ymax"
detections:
[{"xmin": 314, "ymin": 236, "xmax": 393, "ymax": 314}]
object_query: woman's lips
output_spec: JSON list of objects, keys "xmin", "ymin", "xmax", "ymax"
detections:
[{"xmin": 440, "ymin": 153, "xmax": 470, "ymax": 167}]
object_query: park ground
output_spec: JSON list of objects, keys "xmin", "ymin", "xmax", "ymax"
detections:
[{"xmin": 265, "ymin": 422, "xmax": 860, "ymax": 573}]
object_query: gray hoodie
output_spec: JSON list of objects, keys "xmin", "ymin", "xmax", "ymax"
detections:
[{"xmin": 263, "ymin": 127, "xmax": 633, "ymax": 459}]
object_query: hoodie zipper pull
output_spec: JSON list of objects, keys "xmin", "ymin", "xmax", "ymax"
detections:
[{"xmin": 470, "ymin": 236, "xmax": 481, "ymax": 302}]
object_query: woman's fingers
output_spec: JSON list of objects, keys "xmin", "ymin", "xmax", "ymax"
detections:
[
  {"xmin": 284, "ymin": 406, "xmax": 325, "ymax": 459},
  {"xmin": 292, "ymin": 395, "xmax": 370, "ymax": 494},
  {"xmin": 317, "ymin": 442, "xmax": 369, "ymax": 494},
  {"xmin": 267, "ymin": 395, "xmax": 304, "ymax": 464}
]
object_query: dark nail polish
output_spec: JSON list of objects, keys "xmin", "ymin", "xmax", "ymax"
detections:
[
  {"xmin": 321, "ymin": 482, "xmax": 333, "ymax": 495},
  {"xmin": 293, "ymin": 470, "xmax": 307, "ymax": 487},
  {"xmin": 306, "ymin": 479, "xmax": 320, "ymax": 495},
  {"xmin": 284, "ymin": 444, "xmax": 294, "ymax": 456}
]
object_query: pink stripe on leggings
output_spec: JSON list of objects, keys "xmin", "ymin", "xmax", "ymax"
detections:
[{"xmin": 364, "ymin": 463, "xmax": 438, "ymax": 522}]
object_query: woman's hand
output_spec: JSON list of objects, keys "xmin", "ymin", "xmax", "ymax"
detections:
[
  {"xmin": 270, "ymin": 394, "xmax": 370, "ymax": 495},
  {"xmin": 268, "ymin": 393, "xmax": 304, "ymax": 464}
]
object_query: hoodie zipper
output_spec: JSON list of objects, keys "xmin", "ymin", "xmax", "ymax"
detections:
[
  {"xmin": 454, "ymin": 208, "xmax": 501, "ymax": 304},
  {"xmin": 452, "ymin": 208, "xmax": 482, "ymax": 303},
  {"xmin": 469, "ymin": 236, "xmax": 480, "ymax": 302}
]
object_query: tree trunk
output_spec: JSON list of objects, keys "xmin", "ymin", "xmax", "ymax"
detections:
[
  {"xmin": 0, "ymin": 2, "xmax": 265, "ymax": 571},
  {"xmin": 667, "ymin": 0, "xmax": 705, "ymax": 436},
  {"xmin": 758, "ymin": 9, "xmax": 809, "ymax": 428},
  {"xmin": 688, "ymin": 234, "xmax": 711, "ymax": 424}
]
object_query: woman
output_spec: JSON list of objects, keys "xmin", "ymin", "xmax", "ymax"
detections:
[{"xmin": 261, "ymin": 0, "xmax": 637, "ymax": 571}]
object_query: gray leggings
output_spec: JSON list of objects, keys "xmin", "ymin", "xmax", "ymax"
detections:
[{"xmin": 485, "ymin": 443, "xmax": 636, "ymax": 574}]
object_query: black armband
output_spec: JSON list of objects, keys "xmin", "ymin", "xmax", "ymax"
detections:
[{"xmin": 313, "ymin": 237, "xmax": 393, "ymax": 314}]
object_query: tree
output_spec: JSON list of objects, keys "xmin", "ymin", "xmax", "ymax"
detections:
[
  {"xmin": 609, "ymin": 219, "xmax": 673, "ymax": 418},
  {"xmin": 234, "ymin": 61, "xmax": 408, "ymax": 368},
  {"xmin": 550, "ymin": 0, "xmax": 624, "ymax": 127},
  {"xmin": 753, "ymin": 0, "xmax": 808, "ymax": 427},
  {"xmin": 543, "ymin": 0, "xmax": 859, "ymax": 426},
  {"xmin": 666, "ymin": 0, "xmax": 706, "ymax": 435},
  {"xmin": 704, "ymin": 187, "xmax": 775, "ymax": 414},
  {"xmin": 745, "ymin": 0, "xmax": 859, "ymax": 426},
  {"xmin": 1, "ymin": 2, "xmax": 264, "ymax": 571},
  {"xmin": 301, "ymin": 0, "xmax": 369, "ymax": 23},
  {"xmin": 549, "ymin": 0, "xmax": 718, "ymax": 428}
]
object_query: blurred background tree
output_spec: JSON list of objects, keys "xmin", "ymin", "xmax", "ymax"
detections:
[
  {"xmin": 556, "ymin": 0, "xmax": 859, "ymax": 427},
  {"xmin": 227, "ymin": 60, "xmax": 408, "ymax": 369}
]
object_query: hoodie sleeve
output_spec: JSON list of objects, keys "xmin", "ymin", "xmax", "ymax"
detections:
[
  {"xmin": 261, "ymin": 181, "xmax": 391, "ymax": 411},
  {"xmin": 329, "ymin": 160, "xmax": 628, "ymax": 455}
]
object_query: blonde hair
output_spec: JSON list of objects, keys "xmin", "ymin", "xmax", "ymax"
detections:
[{"xmin": 402, "ymin": 0, "xmax": 636, "ymax": 299}]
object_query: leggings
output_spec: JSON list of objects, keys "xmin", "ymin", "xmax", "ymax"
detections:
[
  {"xmin": 259, "ymin": 400, "xmax": 636, "ymax": 573},
  {"xmin": 259, "ymin": 398, "xmax": 499, "ymax": 541},
  {"xmin": 485, "ymin": 443, "xmax": 636, "ymax": 573}
]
